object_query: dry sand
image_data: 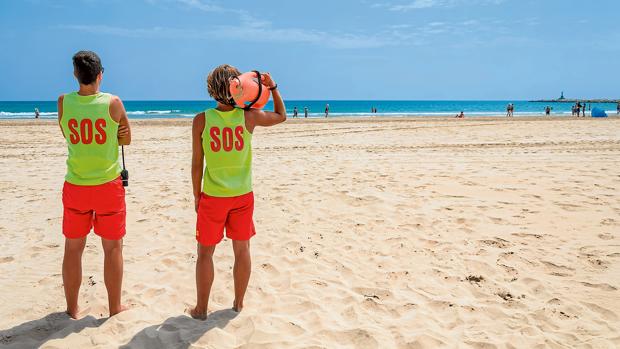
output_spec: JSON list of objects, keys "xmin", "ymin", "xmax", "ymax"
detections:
[{"xmin": 0, "ymin": 116, "xmax": 619, "ymax": 348}]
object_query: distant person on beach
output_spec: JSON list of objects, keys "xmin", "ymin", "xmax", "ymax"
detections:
[
  {"xmin": 617, "ymin": 102, "xmax": 620, "ymax": 115},
  {"xmin": 304, "ymin": 107, "xmax": 308, "ymax": 118},
  {"xmin": 325, "ymin": 103, "xmax": 329, "ymax": 118},
  {"xmin": 576, "ymin": 103, "xmax": 582, "ymax": 117},
  {"xmin": 293, "ymin": 106, "xmax": 298, "ymax": 118},
  {"xmin": 506, "ymin": 103, "xmax": 514, "ymax": 117},
  {"xmin": 545, "ymin": 106, "xmax": 551, "ymax": 116},
  {"xmin": 455, "ymin": 111, "xmax": 464, "ymax": 118},
  {"xmin": 34, "ymin": 108, "xmax": 40, "ymax": 119},
  {"xmin": 189, "ymin": 64, "xmax": 286, "ymax": 320},
  {"xmin": 582, "ymin": 103, "xmax": 586, "ymax": 117},
  {"xmin": 58, "ymin": 50, "xmax": 132, "ymax": 319}
]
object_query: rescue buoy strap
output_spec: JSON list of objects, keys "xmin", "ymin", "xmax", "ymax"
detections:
[{"xmin": 244, "ymin": 70, "xmax": 262, "ymax": 111}]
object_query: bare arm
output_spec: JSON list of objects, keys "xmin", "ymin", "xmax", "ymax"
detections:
[
  {"xmin": 245, "ymin": 73, "xmax": 286, "ymax": 133},
  {"xmin": 57, "ymin": 95, "xmax": 66, "ymax": 138},
  {"xmin": 109, "ymin": 96, "xmax": 131, "ymax": 145},
  {"xmin": 192, "ymin": 113, "xmax": 205, "ymax": 213}
]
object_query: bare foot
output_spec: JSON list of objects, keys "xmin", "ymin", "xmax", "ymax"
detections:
[
  {"xmin": 233, "ymin": 300, "xmax": 243, "ymax": 312},
  {"xmin": 109, "ymin": 304, "xmax": 129, "ymax": 317},
  {"xmin": 189, "ymin": 306, "xmax": 208, "ymax": 320},
  {"xmin": 66, "ymin": 306, "xmax": 80, "ymax": 319}
]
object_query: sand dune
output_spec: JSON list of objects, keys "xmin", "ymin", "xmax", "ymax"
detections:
[{"xmin": 1, "ymin": 116, "xmax": 619, "ymax": 348}]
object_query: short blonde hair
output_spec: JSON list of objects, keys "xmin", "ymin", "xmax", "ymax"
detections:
[{"xmin": 207, "ymin": 64, "xmax": 241, "ymax": 105}]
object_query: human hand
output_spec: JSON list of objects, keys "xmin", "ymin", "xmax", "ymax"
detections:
[
  {"xmin": 194, "ymin": 196, "xmax": 200, "ymax": 213},
  {"xmin": 118, "ymin": 125, "xmax": 130, "ymax": 138},
  {"xmin": 261, "ymin": 73, "xmax": 276, "ymax": 89}
]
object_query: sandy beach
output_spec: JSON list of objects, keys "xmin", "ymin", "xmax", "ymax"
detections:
[{"xmin": 0, "ymin": 116, "xmax": 619, "ymax": 348}]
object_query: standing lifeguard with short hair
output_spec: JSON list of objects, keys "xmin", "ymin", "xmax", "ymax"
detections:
[
  {"xmin": 58, "ymin": 51, "xmax": 131, "ymax": 318},
  {"xmin": 189, "ymin": 64, "xmax": 286, "ymax": 320}
]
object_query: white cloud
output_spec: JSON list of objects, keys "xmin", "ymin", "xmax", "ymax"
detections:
[
  {"xmin": 59, "ymin": 0, "xmax": 523, "ymax": 49},
  {"xmin": 376, "ymin": 0, "xmax": 506, "ymax": 11},
  {"xmin": 394, "ymin": 0, "xmax": 441, "ymax": 10},
  {"xmin": 176, "ymin": 0, "xmax": 225, "ymax": 12},
  {"xmin": 59, "ymin": 24, "xmax": 393, "ymax": 49},
  {"xmin": 57, "ymin": 0, "xmax": 396, "ymax": 48}
]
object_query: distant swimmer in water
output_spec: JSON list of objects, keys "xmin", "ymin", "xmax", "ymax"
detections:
[
  {"xmin": 34, "ymin": 108, "xmax": 40, "ymax": 119},
  {"xmin": 304, "ymin": 107, "xmax": 308, "ymax": 118},
  {"xmin": 293, "ymin": 106, "xmax": 298, "ymax": 118},
  {"xmin": 325, "ymin": 104, "xmax": 329, "ymax": 118},
  {"xmin": 545, "ymin": 106, "xmax": 551, "ymax": 116}
]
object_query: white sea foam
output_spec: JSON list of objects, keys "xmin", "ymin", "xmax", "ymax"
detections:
[
  {"xmin": 0, "ymin": 111, "xmax": 57, "ymax": 116},
  {"xmin": 126, "ymin": 110, "xmax": 181, "ymax": 115},
  {"xmin": 0, "ymin": 111, "xmax": 58, "ymax": 119},
  {"xmin": 1, "ymin": 109, "xmax": 616, "ymax": 120}
]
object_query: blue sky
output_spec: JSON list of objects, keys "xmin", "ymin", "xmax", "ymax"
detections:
[{"xmin": 0, "ymin": 0, "xmax": 618, "ymax": 100}]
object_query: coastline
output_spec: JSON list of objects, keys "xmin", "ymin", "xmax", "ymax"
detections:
[
  {"xmin": 2, "ymin": 113, "xmax": 619, "ymax": 126},
  {"xmin": 2, "ymin": 99, "xmax": 619, "ymax": 120}
]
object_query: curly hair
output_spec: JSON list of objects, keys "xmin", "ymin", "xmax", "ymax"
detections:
[{"xmin": 207, "ymin": 64, "xmax": 241, "ymax": 105}]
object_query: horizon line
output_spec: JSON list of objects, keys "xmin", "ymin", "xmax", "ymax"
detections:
[{"xmin": 3, "ymin": 98, "xmax": 619, "ymax": 103}]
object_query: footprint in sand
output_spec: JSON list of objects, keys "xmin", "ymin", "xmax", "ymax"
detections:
[
  {"xmin": 478, "ymin": 238, "xmax": 512, "ymax": 249},
  {"xmin": 354, "ymin": 287, "xmax": 393, "ymax": 301},
  {"xmin": 0, "ymin": 256, "xmax": 14, "ymax": 264},
  {"xmin": 540, "ymin": 260, "xmax": 575, "ymax": 277},
  {"xmin": 579, "ymin": 282, "xmax": 617, "ymax": 292},
  {"xmin": 581, "ymin": 302, "xmax": 619, "ymax": 321}
]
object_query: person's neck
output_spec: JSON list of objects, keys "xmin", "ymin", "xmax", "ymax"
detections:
[
  {"xmin": 77, "ymin": 84, "xmax": 99, "ymax": 96},
  {"xmin": 216, "ymin": 102, "xmax": 234, "ymax": 112}
]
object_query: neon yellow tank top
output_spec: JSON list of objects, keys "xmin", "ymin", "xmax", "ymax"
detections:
[
  {"xmin": 202, "ymin": 108, "xmax": 252, "ymax": 197},
  {"xmin": 60, "ymin": 92, "xmax": 121, "ymax": 185}
]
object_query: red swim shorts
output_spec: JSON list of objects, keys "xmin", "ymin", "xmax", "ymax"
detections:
[
  {"xmin": 196, "ymin": 191, "xmax": 256, "ymax": 246},
  {"xmin": 62, "ymin": 177, "xmax": 126, "ymax": 240}
]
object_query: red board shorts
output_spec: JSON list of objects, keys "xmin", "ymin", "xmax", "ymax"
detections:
[
  {"xmin": 62, "ymin": 177, "xmax": 126, "ymax": 240},
  {"xmin": 196, "ymin": 191, "xmax": 256, "ymax": 246}
]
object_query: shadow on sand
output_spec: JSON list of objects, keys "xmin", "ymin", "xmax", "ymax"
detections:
[
  {"xmin": 0, "ymin": 312, "xmax": 107, "ymax": 349},
  {"xmin": 120, "ymin": 309, "xmax": 239, "ymax": 349}
]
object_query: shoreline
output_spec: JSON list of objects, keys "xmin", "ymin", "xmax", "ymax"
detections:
[{"xmin": 1, "ymin": 114, "xmax": 618, "ymax": 126}]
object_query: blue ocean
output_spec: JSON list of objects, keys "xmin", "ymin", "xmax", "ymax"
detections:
[{"xmin": 0, "ymin": 100, "xmax": 617, "ymax": 119}]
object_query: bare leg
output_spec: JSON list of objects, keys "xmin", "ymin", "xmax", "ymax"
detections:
[
  {"xmin": 232, "ymin": 240, "xmax": 251, "ymax": 312},
  {"xmin": 63, "ymin": 237, "xmax": 87, "ymax": 319},
  {"xmin": 190, "ymin": 243, "xmax": 216, "ymax": 320},
  {"xmin": 101, "ymin": 238, "xmax": 127, "ymax": 317}
]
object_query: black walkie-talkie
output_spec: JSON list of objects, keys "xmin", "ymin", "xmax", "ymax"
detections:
[{"xmin": 121, "ymin": 145, "xmax": 129, "ymax": 187}]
